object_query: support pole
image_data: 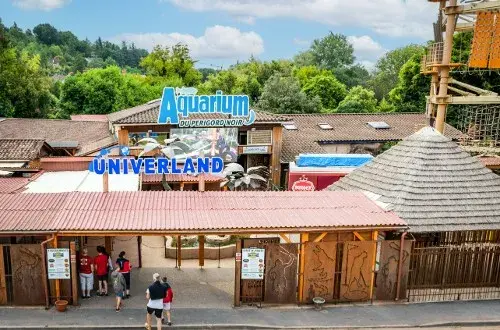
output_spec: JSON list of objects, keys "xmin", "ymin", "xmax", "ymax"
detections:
[
  {"xmin": 137, "ymin": 236, "xmax": 142, "ymax": 268},
  {"xmin": 395, "ymin": 232, "xmax": 408, "ymax": 301},
  {"xmin": 198, "ymin": 235, "xmax": 205, "ymax": 268},
  {"xmin": 297, "ymin": 233, "xmax": 309, "ymax": 303},
  {"xmin": 369, "ymin": 231, "xmax": 378, "ymax": 301},
  {"xmin": 177, "ymin": 235, "xmax": 182, "ymax": 269},
  {"xmin": 105, "ymin": 236, "xmax": 112, "ymax": 259},
  {"xmin": 70, "ymin": 241, "xmax": 78, "ymax": 306},
  {"xmin": 234, "ymin": 239, "xmax": 242, "ymax": 307},
  {"xmin": 40, "ymin": 235, "xmax": 55, "ymax": 309},
  {"xmin": 53, "ymin": 235, "xmax": 60, "ymax": 301},
  {"xmin": 435, "ymin": 0, "xmax": 458, "ymax": 133}
]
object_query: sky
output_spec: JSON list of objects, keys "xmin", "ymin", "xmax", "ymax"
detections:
[{"xmin": 1, "ymin": 0, "xmax": 438, "ymax": 70}]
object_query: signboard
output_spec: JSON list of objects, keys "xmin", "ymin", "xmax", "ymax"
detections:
[
  {"xmin": 158, "ymin": 87, "xmax": 256, "ymax": 127},
  {"xmin": 170, "ymin": 127, "xmax": 238, "ymax": 162},
  {"xmin": 241, "ymin": 146, "xmax": 269, "ymax": 154},
  {"xmin": 241, "ymin": 248, "xmax": 265, "ymax": 280},
  {"xmin": 291, "ymin": 175, "xmax": 315, "ymax": 191},
  {"xmin": 47, "ymin": 248, "xmax": 71, "ymax": 280}
]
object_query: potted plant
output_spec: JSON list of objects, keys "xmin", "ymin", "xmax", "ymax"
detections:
[{"xmin": 55, "ymin": 299, "xmax": 68, "ymax": 312}]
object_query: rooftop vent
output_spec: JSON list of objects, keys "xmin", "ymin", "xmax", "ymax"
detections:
[
  {"xmin": 367, "ymin": 121, "xmax": 391, "ymax": 129},
  {"xmin": 318, "ymin": 123, "xmax": 333, "ymax": 130},
  {"xmin": 283, "ymin": 123, "xmax": 297, "ymax": 130}
]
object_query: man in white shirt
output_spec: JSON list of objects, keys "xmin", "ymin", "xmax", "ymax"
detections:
[{"xmin": 145, "ymin": 273, "xmax": 167, "ymax": 330}]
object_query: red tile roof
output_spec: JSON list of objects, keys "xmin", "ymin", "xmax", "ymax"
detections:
[
  {"xmin": 478, "ymin": 156, "xmax": 500, "ymax": 167},
  {"xmin": 0, "ymin": 139, "xmax": 52, "ymax": 161},
  {"xmin": 141, "ymin": 173, "xmax": 223, "ymax": 183},
  {"xmin": 0, "ymin": 191, "xmax": 406, "ymax": 233},
  {"xmin": 0, "ymin": 171, "xmax": 44, "ymax": 194}
]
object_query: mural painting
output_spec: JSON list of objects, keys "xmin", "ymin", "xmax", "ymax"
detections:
[
  {"xmin": 340, "ymin": 241, "xmax": 376, "ymax": 302},
  {"xmin": 264, "ymin": 244, "xmax": 298, "ymax": 303},
  {"xmin": 376, "ymin": 240, "xmax": 412, "ymax": 300},
  {"xmin": 10, "ymin": 245, "xmax": 45, "ymax": 305},
  {"xmin": 302, "ymin": 241, "xmax": 337, "ymax": 303}
]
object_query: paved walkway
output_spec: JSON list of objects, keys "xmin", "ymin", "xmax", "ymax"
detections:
[{"xmin": 1, "ymin": 300, "xmax": 500, "ymax": 329}]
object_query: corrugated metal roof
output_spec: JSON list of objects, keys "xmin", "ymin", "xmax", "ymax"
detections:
[
  {"xmin": 0, "ymin": 191, "xmax": 406, "ymax": 233},
  {"xmin": 0, "ymin": 171, "xmax": 44, "ymax": 194},
  {"xmin": 141, "ymin": 173, "xmax": 223, "ymax": 183},
  {"xmin": 23, "ymin": 171, "xmax": 139, "ymax": 193}
]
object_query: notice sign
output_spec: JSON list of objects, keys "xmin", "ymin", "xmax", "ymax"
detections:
[
  {"xmin": 241, "ymin": 248, "xmax": 265, "ymax": 280},
  {"xmin": 47, "ymin": 248, "xmax": 70, "ymax": 280}
]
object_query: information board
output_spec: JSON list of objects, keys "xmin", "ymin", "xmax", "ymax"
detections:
[
  {"xmin": 47, "ymin": 248, "xmax": 71, "ymax": 280},
  {"xmin": 241, "ymin": 248, "xmax": 265, "ymax": 280}
]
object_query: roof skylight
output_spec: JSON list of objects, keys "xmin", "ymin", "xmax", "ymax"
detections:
[
  {"xmin": 318, "ymin": 123, "xmax": 333, "ymax": 130},
  {"xmin": 284, "ymin": 123, "xmax": 297, "ymax": 130},
  {"xmin": 367, "ymin": 121, "xmax": 391, "ymax": 129}
]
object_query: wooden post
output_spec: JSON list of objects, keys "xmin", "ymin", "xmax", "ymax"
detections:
[
  {"xmin": 198, "ymin": 235, "xmax": 205, "ymax": 268},
  {"xmin": 137, "ymin": 236, "xmax": 142, "ymax": 268},
  {"xmin": 0, "ymin": 245, "xmax": 6, "ymax": 305},
  {"xmin": 435, "ymin": 0, "xmax": 458, "ymax": 133},
  {"xmin": 103, "ymin": 172, "xmax": 109, "ymax": 193},
  {"xmin": 177, "ymin": 235, "xmax": 182, "ymax": 269},
  {"xmin": 53, "ymin": 235, "xmax": 60, "ymax": 301},
  {"xmin": 369, "ymin": 231, "xmax": 378, "ymax": 300},
  {"xmin": 70, "ymin": 241, "xmax": 78, "ymax": 306},
  {"xmin": 117, "ymin": 128, "xmax": 129, "ymax": 146},
  {"xmin": 180, "ymin": 182, "xmax": 185, "ymax": 191},
  {"xmin": 271, "ymin": 126, "xmax": 283, "ymax": 187},
  {"xmin": 297, "ymin": 233, "xmax": 309, "ymax": 303},
  {"xmin": 105, "ymin": 236, "xmax": 112, "ymax": 259},
  {"xmin": 234, "ymin": 239, "xmax": 242, "ymax": 307},
  {"xmin": 199, "ymin": 175, "xmax": 205, "ymax": 192}
]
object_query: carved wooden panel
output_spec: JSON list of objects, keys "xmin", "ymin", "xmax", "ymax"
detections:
[
  {"xmin": 302, "ymin": 241, "xmax": 336, "ymax": 303},
  {"xmin": 375, "ymin": 240, "xmax": 412, "ymax": 300},
  {"xmin": 264, "ymin": 243, "xmax": 298, "ymax": 303},
  {"xmin": 340, "ymin": 241, "xmax": 376, "ymax": 302},
  {"xmin": 10, "ymin": 245, "xmax": 45, "ymax": 305}
]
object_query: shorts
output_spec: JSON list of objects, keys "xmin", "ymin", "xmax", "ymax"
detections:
[
  {"xmin": 97, "ymin": 274, "xmax": 108, "ymax": 281},
  {"xmin": 163, "ymin": 303, "xmax": 171, "ymax": 311},
  {"xmin": 80, "ymin": 273, "xmax": 94, "ymax": 291},
  {"xmin": 147, "ymin": 307, "xmax": 163, "ymax": 319},
  {"xmin": 115, "ymin": 292, "xmax": 124, "ymax": 298},
  {"xmin": 122, "ymin": 272, "xmax": 131, "ymax": 290}
]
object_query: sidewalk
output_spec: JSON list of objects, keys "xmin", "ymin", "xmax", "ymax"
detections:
[{"xmin": 1, "ymin": 300, "xmax": 500, "ymax": 329}]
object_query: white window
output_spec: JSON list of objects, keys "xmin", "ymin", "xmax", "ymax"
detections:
[{"xmin": 318, "ymin": 123, "xmax": 333, "ymax": 130}]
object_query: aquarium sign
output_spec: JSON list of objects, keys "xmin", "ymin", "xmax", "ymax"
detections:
[
  {"xmin": 88, "ymin": 145, "xmax": 224, "ymax": 175},
  {"xmin": 158, "ymin": 87, "xmax": 256, "ymax": 127}
]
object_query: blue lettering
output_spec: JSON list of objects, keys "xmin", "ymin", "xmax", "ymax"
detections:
[
  {"xmin": 158, "ymin": 87, "xmax": 179, "ymax": 124},
  {"xmin": 144, "ymin": 158, "xmax": 155, "ymax": 174},
  {"xmin": 184, "ymin": 158, "xmax": 195, "ymax": 173},
  {"xmin": 216, "ymin": 90, "xmax": 222, "ymax": 112},
  {"xmin": 209, "ymin": 95, "xmax": 217, "ymax": 113},
  {"xmin": 199, "ymin": 96, "xmax": 209, "ymax": 113},
  {"xmin": 122, "ymin": 158, "xmax": 129, "ymax": 174},
  {"xmin": 130, "ymin": 158, "xmax": 143, "ymax": 174},
  {"xmin": 211, "ymin": 157, "xmax": 224, "ymax": 173},
  {"xmin": 197, "ymin": 157, "xmax": 210, "ymax": 173},
  {"xmin": 108, "ymin": 158, "xmax": 121, "ymax": 174},
  {"xmin": 233, "ymin": 95, "xmax": 249, "ymax": 117},
  {"xmin": 92, "ymin": 158, "xmax": 106, "ymax": 175},
  {"xmin": 171, "ymin": 158, "xmax": 182, "ymax": 174},
  {"xmin": 221, "ymin": 95, "xmax": 233, "ymax": 114},
  {"xmin": 178, "ymin": 96, "xmax": 189, "ymax": 117},
  {"xmin": 157, "ymin": 158, "xmax": 169, "ymax": 174},
  {"xmin": 188, "ymin": 95, "xmax": 199, "ymax": 113}
]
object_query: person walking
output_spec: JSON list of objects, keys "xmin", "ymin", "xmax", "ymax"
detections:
[
  {"xmin": 111, "ymin": 264, "xmax": 126, "ymax": 312},
  {"xmin": 161, "ymin": 276, "xmax": 173, "ymax": 326},
  {"xmin": 94, "ymin": 246, "xmax": 109, "ymax": 296},
  {"xmin": 145, "ymin": 273, "xmax": 167, "ymax": 330},
  {"xmin": 116, "ymin": 251, "xmax": 132, "ymax": 299},
  {"xmin": 78, "ymin": 248, "xmax": 94, "ymax": 299}
]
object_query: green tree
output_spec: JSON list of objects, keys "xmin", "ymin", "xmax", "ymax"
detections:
[
  {"xmin": 302, "ymin": 72, "xmax": 347, "ymax": 111},
  {"xmin": 336, "ymin": 86, "xmax": 378, "ymax": 113},
  {"xmin": 256, "ymin": 74, "xmax": 321, "ymax": 114},
  {"xmin": 333, "ymin": 64, "xmax": 371, "ymax": 89},
  {"xmin": 33, "ymin": 23, "xmax": 60, "ymax": 45},
  {"xmin": 368, "ymin": 44, "xmax": 424, "ymax": 100},
  {"xmin": 309, "ymin": 32, "xmax": 354, "ymax": 71},
  {"xmin": 377, "ymin": 98, "xmax": 395, "ymax": 112}
]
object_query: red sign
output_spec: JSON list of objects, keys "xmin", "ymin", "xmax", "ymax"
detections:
[{"xmin": 291, "ymin": 176, "xmax": 315, "ymax": 191}]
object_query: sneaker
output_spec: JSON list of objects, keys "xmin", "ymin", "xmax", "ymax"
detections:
[
  {"xmin": 104, "ymin": 293, "xmax": 109, "ymax": 296},
  {"xmin": 161, "ymin": 318, "xmax": 165, "ymax": 324},
  {"xmin": 144, "ymin": 323, "xmax": 151, "ymax": 330},
  {"xmin": 115, "ymin": 308, "xmax": 120, "ymax": 312},
  {"xmin": 167, "ymin": 322, "xmax": 172, "ymax": 326}
]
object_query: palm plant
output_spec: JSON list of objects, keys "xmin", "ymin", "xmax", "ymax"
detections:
[{"xmin": 220, "ymin": 163, "xmax": 269, "ymax": 191}]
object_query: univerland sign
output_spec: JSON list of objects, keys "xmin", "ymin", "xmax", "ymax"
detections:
[{"xmin": 157, "ymin": 87, "xmax": 256, "ymax": 127}]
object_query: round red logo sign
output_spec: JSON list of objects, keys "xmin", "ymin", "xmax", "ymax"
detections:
[{"xmin": 291, "ymin": 177, "xmax": 315, "ymax": 191}]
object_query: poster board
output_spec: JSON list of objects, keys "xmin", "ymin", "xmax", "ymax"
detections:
[
  {"xmin": 47, "ymin": 248, "xmax": 71, "ymax": 280},
  {"xmin": 241, "ymin": 248, "xmax": 265, "ymax": 280}
]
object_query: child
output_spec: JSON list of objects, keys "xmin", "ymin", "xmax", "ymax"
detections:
[
  {"xmin": 161, "ymin": 276, "xmax": 173, "ymax": 326},
  {"xmin": 111, "ymin": 264, "xmax": 126, "ymax": 312}
]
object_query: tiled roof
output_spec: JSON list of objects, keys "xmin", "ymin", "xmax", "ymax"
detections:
[
  {"xmin": 0, "ymin": 171, "xmax": 44, "ymax": 194},
  {"xmin": 0, "ymin": 119, "xmax": 113, "ymax": 153},
  {"xmin": 281, "ymin": 113, "xmax": 463, "ymax": 163},
  {"xmin": 141, "ymin": 173, "xmax": 223, "ymax": 183},
  {"xmin": 108, "ymin": 100, "xmax": 290, "ymax": 124},
  {"xmin": 71, "ymin": 115, "xmax": 109, "ymax": 122},
  {"xmin": 76, "ymin": 135, "xmax": 118, "ymax": 156},
  {"xmin": 330, "ymin": 127, "xmax": 500, "ymax": 233},
  {"xmin": 0, "ymin": 139, "xmax": 50, "ymax": 160},
  {"xmin": 0, "ymin": 191, "xmax": 406, "ymax": 233},
  {"xmin": 478, "ymin": 156, "xmax": 500, "ymax": 167}
]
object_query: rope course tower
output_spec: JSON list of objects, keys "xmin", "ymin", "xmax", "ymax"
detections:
[{"xmin": 424, "ymin": 0, "xmax": 500, "ymax": 147}]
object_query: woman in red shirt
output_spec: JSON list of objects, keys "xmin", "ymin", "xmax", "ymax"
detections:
[
  {"xmin": 78, "ymin": 248, "xmax": 94, "ymax": 298},
  {"xmin": 94, "ymin": 246, "xmax": 109, "ymax": 296}
]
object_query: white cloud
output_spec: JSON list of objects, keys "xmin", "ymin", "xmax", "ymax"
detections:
[
  {"xmin": 347, "ymin": 35, "xmax": 387, "ymax": 62},
  {"xmin": 293, "ymin": 38, "xmax": 310, "ymax": 47},
  {"xmin": 110, "ymin": 25, "xmax": 264, "ymax": 60},
  {"xmin": 235, "ymin": 16, "xmax": 256, "ymax": 25},
  {"xmin": 167, "ymin": 0, "xmax": 435, "ymax": 39},
  {"xmin": 12, "ymin": 0, "xmax": 70, "ymax": 11}
]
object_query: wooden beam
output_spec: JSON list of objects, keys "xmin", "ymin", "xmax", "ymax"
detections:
[
  {"xmin": 369, "ymin": 231, "xmax": 378, "ymax": 301},
  {"xmin": 117, "ymin": 129, "xmax": 129, "ymax": 146},
  {"xmin": 0, "ymin": 245, "xmax": 6, "ymax": 305},
  {"xmin": 198, "ymin": 235, "xmax": 205, "ymax": 268},
  {"xmin": 53, "ymin": 235, "xmax": 60, "ymax": 301},
  {"xmin": 234, "ymin": 239, "xmax": 242, "ymax": 307},
  {"xmin": 105, "ymin": 236, "xmax": 112, "ymax": 258},
  {"xmin": 297, "ymin": 233, "xmax": 309, "ymax": 303},
  {"xmin": 176, "ymin": 235, "xmax": 181, "ymax": 269},
  {"xmin": 445, "ymin": 2, "xmax": 500, "ymax": 15},
  {"xmin": 313, "ymin": 232, "xmax": 328, "ymax": 242},
  {"xmin": 180, "ymin": 182, "xmax": 185, "ymax": 191},
  {"xmin": 70, "ymin": 241, "xmax": 78, "ymax": 306},
  {"xmin": 279, "ymin": 233, "xmax": 291, "ymax": 243},
  {"xmin": 270, "ymin": 126, "xmax": 283, "ymax": 186},
  {"xmin": 353, "ymin": 232, "xmax": 365, "ymax": 241}
]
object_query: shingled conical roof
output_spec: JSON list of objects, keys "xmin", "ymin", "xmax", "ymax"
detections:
[{"xmin": 329, "ymin": 127, "xmax": 500, "ymax": 232}]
